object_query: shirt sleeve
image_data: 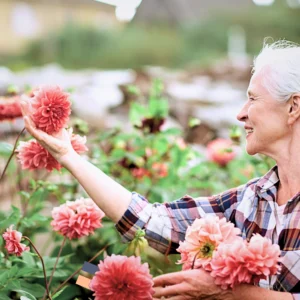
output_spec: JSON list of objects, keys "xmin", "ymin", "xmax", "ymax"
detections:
[
  {"xmin": 274, "ymin": 250, "xmax": 300, "ymax": 295},
  {"xmin": 115, "ymin": 187, "xmax": 241, "ymax": 255}
]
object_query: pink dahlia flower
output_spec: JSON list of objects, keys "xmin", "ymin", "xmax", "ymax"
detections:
[
  {"xmin": 51, "ymin": 198, "xmax": 105, "ymax": 239},
  {"xmin": 16, "ymin": 140, "xmax": 62, "ymax": 171},
  {"xmin": 245, "ymin": 234, "xmax": 281, "ymax": 278},
  {"xmin": 152, "ymin": 162, "xmax": 168, "ymax": 178},
  {"xmin": 2, "ymin": 225, "xmax": 29, "ymax": 256},
  {"xmin": 210, "ymin": 239, "xmax": 252, "ymax": 289},
  {"xmin": 131, "ymin": 168, "xmax": 151, "ymax": 179},
  {"xmin": 30, "ymin": 86, "xmax": 71, "ymax": 134},
  {"xmin": 90, "ymin": 255, "xmax": 154, "ymax": 300},
  {"xmin": 177, "ymin": 216, "xmax": 241, "ymax": 271},
  {"xmin": 210, "ymin": 235, "xmax": 281, "ymax": 289},
  {"xmin": 68, "ymin": 128, "xmax": 88, "ymax": 154},
  {"xmin": 207, "ymin": 138, "xmax": 236, "ymax": 167},
  {"xmin": 0, "ymin": 96, "xmax": 22, "ymax": 121}
]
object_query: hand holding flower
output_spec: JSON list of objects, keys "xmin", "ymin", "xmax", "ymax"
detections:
[
  {"xmin": 20, "ymin": 99, "xmax": 75, "ymax": 166},
  {"xmin": 153, "ymin": 269, "xmax": 232, "ymax": 300}
]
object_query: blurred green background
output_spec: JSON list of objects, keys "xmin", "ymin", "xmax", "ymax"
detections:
[{"xmin": 0, "ymin": 0, "xmax": 299, "ymax": 71}]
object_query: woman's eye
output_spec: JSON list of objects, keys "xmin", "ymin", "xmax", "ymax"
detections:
[{"xmin": 249, "ymin": 97, "xmax": 255, "ymax": 101}]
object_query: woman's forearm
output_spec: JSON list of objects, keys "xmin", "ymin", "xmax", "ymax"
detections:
[
  {"xmin": 62, "ymin": 151, "xmax": 132, "ymax": 223},
  {"xmin": 230, "ymin": 284, "xmax": 293, "ymax": 300}
]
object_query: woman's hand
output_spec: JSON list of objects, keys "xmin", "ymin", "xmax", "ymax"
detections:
[
  {"xmin": 153, "ymin": 269, "xmax": 233, "ymax": 300},
  {"xmin": 20, "ymin": 100, "xmax": 76, "ymax": 166}
]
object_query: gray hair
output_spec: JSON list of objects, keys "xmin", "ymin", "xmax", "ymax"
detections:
[{"xmin": 252, "ymin": 39, "xmax": 300, "ymax": 103}]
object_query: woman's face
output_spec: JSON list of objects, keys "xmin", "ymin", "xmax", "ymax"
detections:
[{"xmin": 236, "ymin": 71, "xmax": 290, "ymax": 156}]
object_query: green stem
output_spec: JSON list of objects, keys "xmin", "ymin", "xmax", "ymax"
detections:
[
  {"xmin": 191, "ymin": 248, "xmax": 202, "ymax": 270},
  {"xmin": 42, "ymin": 236, "xmax": 67, "ymax": 300},
  {"xmin": 0, "ymin": 127, "xmax": 25, "ymax": 182},
  {"xmin": 51, "ymin": 244, "xmax": 109, "ymax": 297},
  {"xmin": 23, "ymin": 236, "xmax": 52, "ymax": 300}
]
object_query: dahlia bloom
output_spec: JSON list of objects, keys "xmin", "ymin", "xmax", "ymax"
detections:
[
  {"xmin": 177, "ymin": 216, "xmax": 241, "ymax": 271},
  {"xmin": 68, "ymin": 128, "xmax": 88, "ymax": 154},
  {"xmin": 51, "ymin": 198, "xmax": 105, "ymax": 239},
  {"xmin": 90, "ymin": 255, "xmax": 154, "ymax": 300},
  {"xmin": 0, "ymin": 96, "xmax": 22, "ymax": 121},
  {"xmin": 207, "ymin": 138, "xmax": 236, "ymax": 166},
  {"xmin": 2, "ymin": 225, "xmax": 29, "ymax": 256},
  {"xmin": 245, "ymin": 234, "xmax": 281, "ymax": 278},
  {"xmin": 131, "ymin": 168, "xmax": 151, "ymax": 179},
  {"xmin": 17, "ymin": 130, "xmax": 88, "ymax": 172},
  {"xmin": 29, "ymin": 86, "xmax": 71, "ymax": 134},
  {"xmin": 16, "ymin": 140, "xmax": 62, "ymax": 171},
  {"xmin": 210, "ymin": 235, "xmax": 281, "ymax": 289},
  {"xmin": 152, "ymin": 162, "xmax": 168, "ymax": 178}
]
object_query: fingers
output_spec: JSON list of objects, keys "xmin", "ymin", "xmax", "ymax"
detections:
[
  {"xmin": 153, "ymin": 284, "xmax": 182, "ymax": 298},
  {"xmin": 153, "ymin": 283, "xmax": 193, "ymax": 299},
  {"xmin": 153, "ymin": 297, "xmax": 188, "ymax": 300},
  {"xmin": 154, "ymin": 271, "xmax": 184, "ymax": 287},
  {"xmin": 19, "ymin": 96, "xmax": 31, "ymax": 117}
]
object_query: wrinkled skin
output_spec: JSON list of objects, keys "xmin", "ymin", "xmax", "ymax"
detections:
[{"xmin": 153, "ymin": 269, "xmax": 233, "ymax": 300}]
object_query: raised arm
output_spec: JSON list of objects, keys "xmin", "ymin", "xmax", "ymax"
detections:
[{"xmin": 20, "ymin": 101, "xmax": 131, "ymax": 222}]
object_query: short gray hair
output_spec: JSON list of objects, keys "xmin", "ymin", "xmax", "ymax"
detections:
[{"xmin": 252, "ymin": 39, "xmax": 300, "ymax": 103}]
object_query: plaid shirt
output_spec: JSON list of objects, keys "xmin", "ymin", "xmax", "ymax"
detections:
[{"xmin": 116, "ymin": 165, "xmax": 300, "ymax": 298}]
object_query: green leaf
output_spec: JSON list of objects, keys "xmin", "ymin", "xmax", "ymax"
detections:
[
  {"xmin": 188, "ymin": 117, "xmax": 201, "ymax": 128},
  {"xmin": 17, "ymin": 267, "xmax": 38, "ymax": 277},
  {"xmin": 6, "ymin": 280, "xmax": 21, "ymax": 290},
  {"xmin": 52, "ymin": 285, "xmax": 68, "ymax": 299},
  {"xmin": 0, "ymin": 142, "xmax": 13, "ymax": 157},
  {"xmin": 127, "ymin": 85, "xmax": 140, "ymax": 95},
  {"xmin": 21, "ymin": 252, "xmax": 36, "ymax": 267},
  {"xmin": 0, "ymin": 292, "xmax": 11, "ymax": 300},
  {"xmin": 37, "ymin": 253, "xmax": 74, "ymax": 270},
  {"xmin": 14, "ymin": 290, "xmax": 37, "ymax": 300},
  {"xmin": 148, "ymin": 97, "xmax": 168, "ymax": 118},
  {"xmin": 153, "ymin": 138, "xmax": 169, "ymax": 155},
  {"xmin": 9, "ymin": 265, "xmax": 19, "ymax": 277},
  {"xmin": 0, "ymin": 271, "xmax": 9, "ymax": 287},
  {"xmin": 19, "ymin": 281, "xmax": 46, "ymax": 297},
  {"xmin": 0, "ymin": 206, "xmax": 21, "ymax": 230},
  {"xmin": 129, "ymin": 103, "xmax": 146, "ymax": 126}
]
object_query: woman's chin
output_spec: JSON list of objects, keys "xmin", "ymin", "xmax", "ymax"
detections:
[{"xmin": 245, "ymin": 145, "xmax": 257, "ymax": 156}]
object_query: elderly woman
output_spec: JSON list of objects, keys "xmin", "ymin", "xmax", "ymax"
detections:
[{"xmin": 21, "ymin": 40, "xmax": 299, "ymax": 300}]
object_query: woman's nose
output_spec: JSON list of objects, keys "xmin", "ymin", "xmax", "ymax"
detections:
[{"xmin": 236, "ymin": 103, "xmax": 248, "ymax": 122}]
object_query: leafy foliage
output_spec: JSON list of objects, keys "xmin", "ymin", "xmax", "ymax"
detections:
[{"xmin": 0, "ymin": 80, "xmax": 274, "ymax": 298}]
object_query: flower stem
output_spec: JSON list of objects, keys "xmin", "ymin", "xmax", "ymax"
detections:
[
  {"xmin": 23, "ymin": 236, "xmax": 52, "ymax": 300},
  {"xmin": 191, "ymin": 248, "xmax": 202, "ymax": 270},
  {"xmin": 51, "ymin": 244, "xmax": 109, "ymax": 297},
  {"xmin": 0, "ymin": 127, "xmax": 25, "ymax": 182},
  {"xmin": 42, "ymin": 236, "xmax": 67, "ymax": 300}
]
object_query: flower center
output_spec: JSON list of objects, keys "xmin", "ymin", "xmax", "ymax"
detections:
[
  {"xmin": 198, "ymin": 242, "xmax": 215, "ymax": 259},
  {"xmin": 116, "ymin": 282, "xmax": 127, "ymax": 290}
]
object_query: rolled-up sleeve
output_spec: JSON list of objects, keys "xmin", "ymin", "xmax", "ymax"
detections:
[{"xmin": 115, "ymin": 188, "xmax": 240, "ymax": 254}]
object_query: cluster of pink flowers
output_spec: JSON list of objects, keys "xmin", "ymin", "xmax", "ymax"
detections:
[
  {"xmin": 0, "ymin": 96, "xmax": 22, "ymax": 121},
  {"xmin": 90, "ymin": 255, "xmax": 154, "ymax": 300},
  {"xmin": 207, "ymin": 138, "xmax": 236, "ymax": 167},
  {"xmin": 177, "ymin": 216, "xmax": 281, "ymax": 289},
  {"xmin": 2, "ymin": 225, "xmax": 29, "ymax": 256},
  {"xmin": 51, "ymin": 197, "xmax": 105, "ymax": 239},
  {"xmin": 17, "ymin": 86, "xmax": 88, "ymax": 171}
]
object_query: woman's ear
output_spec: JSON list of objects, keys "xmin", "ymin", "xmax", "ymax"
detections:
[{"xmin": 288, "ymin": 93, "xmax": 300, "ymax": 125}]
